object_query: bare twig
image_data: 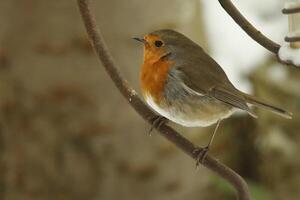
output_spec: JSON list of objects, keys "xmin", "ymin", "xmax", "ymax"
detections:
[
  {"xmin": 77, "ymin": 0, "xmax": 250, "ymax": 199},
  {"xmin": 218, "ymin": 0, "xmax": 300, "ymax": 68},
  {"xmin": 282, "ymin": 7, "xmax": 300, "ymax": 14},
  {"xmin": 218, "ymin": 0, "xmax": 280, "ymax": 54},
  {"xmin": 285, "ymin": 36, "xmax": 300, "ymax": 43}
]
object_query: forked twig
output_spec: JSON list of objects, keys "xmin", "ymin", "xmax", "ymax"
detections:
[{"xmin": 76, "ymin": 0, "xmax": 250, "ymax": 199}]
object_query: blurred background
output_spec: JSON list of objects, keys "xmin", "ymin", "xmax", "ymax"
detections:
[{"xmin": 0, "ymin": 0, "xmax": 299, "ymax": 200}]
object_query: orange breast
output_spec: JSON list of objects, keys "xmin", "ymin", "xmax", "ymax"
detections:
[{"xmin": 140, "ymin": 59, "xmax": 173, "ymax": 103}]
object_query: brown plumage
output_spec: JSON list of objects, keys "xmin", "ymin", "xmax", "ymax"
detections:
[{"xmin": 136, "ymin": 29, "xmax": 292, "ymax": 128}]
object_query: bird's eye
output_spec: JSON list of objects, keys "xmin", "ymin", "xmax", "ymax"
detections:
[{"xmin": 154, "ymin": 40, "xmax": 163, "ymax": 47}]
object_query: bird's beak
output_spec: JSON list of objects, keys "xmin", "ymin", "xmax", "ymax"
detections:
[{"xmin": 132, "ymin": 37, "xmax": 147, "ymax": 45}]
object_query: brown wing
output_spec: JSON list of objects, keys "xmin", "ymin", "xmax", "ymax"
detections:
[
  {"xmin": 174, "ymin": 47, "xmax": 256, "ymax": 117},
  {"xmin": 210, "ymin": 86, "xmax": 257, "ymax": 118},
  {"xmin": 162, "ymin": 30, "xmax": 290, "ymax": 118}
]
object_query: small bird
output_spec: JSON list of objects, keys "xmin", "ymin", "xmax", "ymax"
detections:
[{"xmin": 134, "ymin": 29, "xmax": 292, "ymax": 163}]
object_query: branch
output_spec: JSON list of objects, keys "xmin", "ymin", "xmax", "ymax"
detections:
[
  {"xmin": 218, "ymin": 0, "xmax": 280, "ymax": 54},
  {"xmin": 282, "ymin": 7, "xmax": 300, "ymax": 14},
  {"xmin": 218, "ymin": 0, "xmax": 300, "ymax": 68},
  {"xmin": 77, "ymin": 0, "xmax": 250, "ymax": 199}
]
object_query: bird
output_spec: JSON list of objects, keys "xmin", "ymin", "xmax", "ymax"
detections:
[{"xmin": 134, "ymin": 29, "xmax": 292, "ymax": 164}]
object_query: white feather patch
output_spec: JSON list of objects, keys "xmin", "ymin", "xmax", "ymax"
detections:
[
  {"xmin": 180, "ymin": 82, "xmax": 205, "ymax": 96},
  {"xmin": 145, "ymin": 95, "xmax": 233, "ymax": 127}
]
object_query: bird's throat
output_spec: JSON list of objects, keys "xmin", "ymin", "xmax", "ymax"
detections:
[{"xmin": 140, "ymin": 59, "xmax": 173, "ymax": 104}]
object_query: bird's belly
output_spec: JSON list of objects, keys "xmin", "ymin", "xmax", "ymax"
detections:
[{"xmin": 145, "ymin": 95, "xmax": 234, "ymax": 127}]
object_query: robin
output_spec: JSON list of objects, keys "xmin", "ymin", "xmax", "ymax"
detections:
[{"xmin": 134, "ymin": 29, "xmax": 292, "ymax": 164}]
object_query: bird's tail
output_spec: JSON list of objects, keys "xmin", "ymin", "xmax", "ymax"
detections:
[{"xmin": 242, "ymin": 93, "xmax": 292, "ymax": 119}]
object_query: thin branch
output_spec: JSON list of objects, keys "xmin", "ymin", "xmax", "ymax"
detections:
[
  {"xmin": 77, "ymin": 0, "xmax": 250, "ymax": 199},
  {"xmin": 282, "ymin": 7, "xmax": 300, "ymax": 14},
  {"xmin": 218, "ymin": 0, "xmax": 281, "ymax": 54},
  {"xmin": 285, "ymin": 36, "xmax": 300, "ymax": 42}
]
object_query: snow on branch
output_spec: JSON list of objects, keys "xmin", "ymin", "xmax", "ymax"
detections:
[{"xmin": 279, "ymin": 43, "xmax": 300, "ymax": 66}]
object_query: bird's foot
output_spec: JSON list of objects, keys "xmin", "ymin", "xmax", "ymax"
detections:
[
  {"xmin": 148, "ymin": 115, "xmax": 168, "ymax": 136},
  {"xmin": 193, "ymin": 146, "xmax": 210, "ymax": 167}
]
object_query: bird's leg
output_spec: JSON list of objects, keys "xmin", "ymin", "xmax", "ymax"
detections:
[
  {"xmin": 195, "ymin": 120, "xmax": 221, "ymax": 166},
  {"xmin": 148, "ymin": 115, "xmax": 168, "ymax": 136}
]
